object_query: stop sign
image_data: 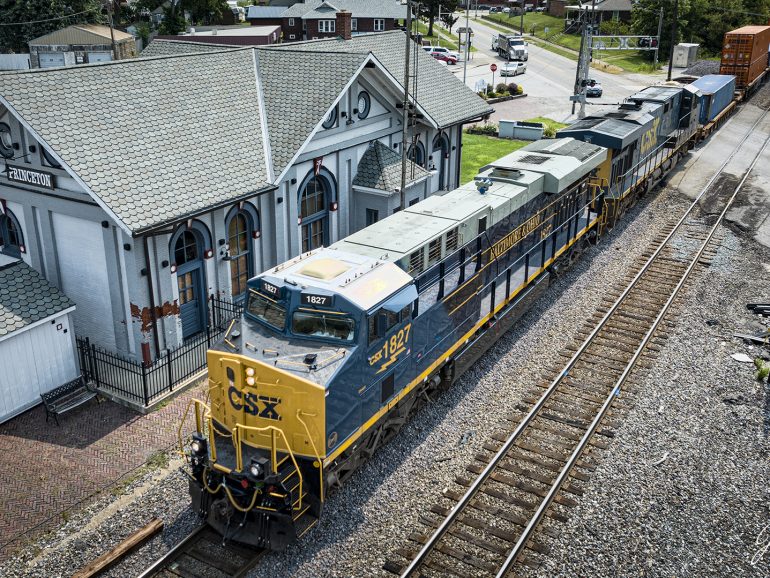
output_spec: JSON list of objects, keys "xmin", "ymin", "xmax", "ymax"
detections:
[{"xmin": 490, "ymin": 63, "xmax": 498, "ymax": 72}]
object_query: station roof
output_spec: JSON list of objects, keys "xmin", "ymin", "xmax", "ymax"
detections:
[{"xmin": 0, "ymin": 258, "xmax": 75, "ymax": 341}]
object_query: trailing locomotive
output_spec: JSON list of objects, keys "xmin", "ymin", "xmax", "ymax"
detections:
[
  {"xmin": 183, "ymin": 137, "xmax": 609, "ymax": 549},
  {"xmin": 181, "ymin": 70, "xmax": 764, "ymax": 550}
]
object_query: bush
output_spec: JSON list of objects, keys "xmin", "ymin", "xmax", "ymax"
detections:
[
  {"xmin": 473, "ymin": 123, "xmax": 498, "ymax": 135},
  {"xmin": 486, "ymin": 85, "xmax": 495, "ymax": 95},
  {"xmin": 496, "ymin": 82, "xmax": 509, "ymax": 94},
  {"xmin": 542, "ymin": 124, "xmax": 557, "ymax": 138},
  {"xmin": 516, "ymin": 85, "xmax": 523, "ymax": 95},
  {"xmin": 507, "ymin": 82, "xmax": 518, "ymax": 94}
]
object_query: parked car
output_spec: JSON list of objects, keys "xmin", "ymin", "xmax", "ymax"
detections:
[
  {"xmin": 535, "ymin": 5, "xmax": 546, "ymax": 11},
  {"xmin": 430, "ymin": 46, "xmax": 460, "ymax": 60},
  {"xmin": 478, "ymin": 4, "xmax": 491, "ymax": 9},
  {"xmin": 502, "ymin": 7, "xmax": 511, "ymax": 12},
  {"xmin": 500, "ymin": 61, "xmax": 527, "ymax": 76},
  {"xmin": 638, "ymin": 37, "xmax": 659, "ymax": 48},
  {"xmin": 489, "ymin": 6, "xmax": 500, "ymax": 12},
  {"xmin": 431, "ymin": 52, "xmax": 458, "ymax": 65},
  {"xmin": 585, "ymin": 80, "xmax": 603, "ymax": 97}
]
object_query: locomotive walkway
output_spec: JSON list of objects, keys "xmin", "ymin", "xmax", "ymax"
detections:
[{"xmin": 0, "ymin": 379, "xmax": 206, "ymax": 561}]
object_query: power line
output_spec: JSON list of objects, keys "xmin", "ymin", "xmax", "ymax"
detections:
[{"xmin": 0, "ymin": 8, "xmax": 99, "ymax": 27}]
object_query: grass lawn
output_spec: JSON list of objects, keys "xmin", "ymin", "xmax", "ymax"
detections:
[
  {"xmin": 461, "ymin": 131, "xmax": 527, "ymax": 184},
  {"xmin": 413, "ymin": 19, "xmax": 477, "ymax": 53},
  {"xmin": 524, "ymin": 116, "xmax": 568, "ymax": 136}
]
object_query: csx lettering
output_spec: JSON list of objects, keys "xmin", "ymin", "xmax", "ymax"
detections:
[
  {"xmin": 639, "ymin": 118, "xmax": 661, "ymax": 156},
  {"xmin": 228, "ymin": 386, "xmax": 281, "ymax": 420}
]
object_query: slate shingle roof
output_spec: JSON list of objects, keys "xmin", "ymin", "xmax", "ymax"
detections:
[
  {"xmin": 140, "ymin": 39, "xmax": 246, "ymax": 57},
  {"xmin": 0, "ymin": 49, "xmax": 273, "ymax": 234},
  {"xmin": 353, "ymin": 140, "xmax": 429, "ymax": 191},
  {"xmin": 283, "ymin": 0, "xmax": 406, "ymax": 19},
  {"xmin": 256, "ymin": 48, "xmax": 368, "ymax": 176},
  {"xmin": 270, "ymin": 31, "xmax": 493, "ymax": 129},
  {"xmin": 0, "ymin": 260, "xmax": 74, "ymax": 339}
]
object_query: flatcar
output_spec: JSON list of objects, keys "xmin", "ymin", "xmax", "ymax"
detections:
[{"xmin": 183, "ymin": 137, "xmax": 609, "ymax": 549}]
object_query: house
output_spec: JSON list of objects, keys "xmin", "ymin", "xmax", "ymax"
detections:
[
  {"xmin": 245, "ymin": 5, "xmax": 289, "ymax": 27},
  {"xmin": 28, "ymin": 24, "xmax": 137, "ymax": 68},
  {"xmin": 156, "ymin": 25, "xmax": 282, "ymax": 46},
  {"xmin": 281, "ymin": 0, "xmax": 406, "ymax": 42},
  {"xmin": 0, "ymin": 26, "xmax": 491, "ymax": 367}
]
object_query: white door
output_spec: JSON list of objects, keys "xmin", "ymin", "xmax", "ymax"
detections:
[
  {"xmin": 88, "ymin": 51, "xmax": 112, "ymax": 63},
  {"xmin": 0, "ymin": 314, "xmax": 78, "ymax": 423},
  {"xmin": 38, "ymin": 52, "xmax": 65, "ymax": 68}
]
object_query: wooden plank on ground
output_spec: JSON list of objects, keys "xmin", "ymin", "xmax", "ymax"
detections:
[{"xmin": 73, "ymin": 518, "xmax": 164, "ymax": 578}]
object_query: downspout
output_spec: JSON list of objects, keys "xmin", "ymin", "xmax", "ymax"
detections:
[
  {"xmin": 456, "ymin": 125, "xmax": 463, "ymax": 186},
  {"xmin": 143, "ymin": 234, "xmax": 161, "ymax": 359}
]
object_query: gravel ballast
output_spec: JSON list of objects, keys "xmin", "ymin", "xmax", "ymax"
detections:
[{"xmin": 4, "ymin": 172, "xmax": 769, "ymax": 576}]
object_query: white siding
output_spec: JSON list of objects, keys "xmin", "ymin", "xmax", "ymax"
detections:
[
  {"xmin": 53, "ymin": 213, "xmax": 116, "ymax": 348},
  {"xmin": 0, "ymin": 313, "xmax": 77, "ymax": 423}
]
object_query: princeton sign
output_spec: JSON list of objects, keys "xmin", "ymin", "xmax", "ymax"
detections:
[{"xmin": 5, "ymin": 165, "xmax": 55, "ymax": 189}]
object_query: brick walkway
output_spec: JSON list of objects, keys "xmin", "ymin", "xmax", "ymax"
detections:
[{"xmin": 0, "ymin": 382, "xmax": 206, "ymax": 560}]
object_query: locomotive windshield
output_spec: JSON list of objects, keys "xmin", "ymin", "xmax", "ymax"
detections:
[
  {"xmin": 247, "ymin": 290, "xmax": 286, "ymax": 330},
  {"xmin": 291, "ymin": 311, "xmax": 355, "ymax": 342}
]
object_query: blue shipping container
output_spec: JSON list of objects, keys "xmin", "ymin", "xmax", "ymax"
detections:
[{"xmin": 691, "ymin": 74, "xmax": 736, "ymax": 125}]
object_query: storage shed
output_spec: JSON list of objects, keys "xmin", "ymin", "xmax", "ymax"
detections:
[{"xmin": 0, "ymin": 255, "xmax": 77, "ymax": 423}]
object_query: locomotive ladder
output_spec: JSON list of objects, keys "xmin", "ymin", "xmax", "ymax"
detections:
[{"xmin": 385, "ymin": 102, "xmax": 770, "ymax": 577}]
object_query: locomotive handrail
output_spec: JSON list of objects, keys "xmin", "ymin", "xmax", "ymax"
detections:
[
  {"xmin": 233, "ymin": 423, "xmax": 305, "ymax": 512},
  {"xmin": 296, "ymin": 410, "xmax": 325, "ymax": 502},
  {"xmin": 401, "ymin": 103, "xmax": 769, "ymax": 578},
  {"xmin": 177, "ymin": 397, "xmax": 211, "ymax": 459}
]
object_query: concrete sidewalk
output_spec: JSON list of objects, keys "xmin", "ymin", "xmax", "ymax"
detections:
[{"xmin": 0, "ymin": 381, "xmax": 206, "ymax": 561}]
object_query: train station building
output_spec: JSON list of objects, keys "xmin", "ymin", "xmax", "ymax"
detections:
[{"xmin": 0, "ymin": 30, "xmax": 491, "ymax": 364}]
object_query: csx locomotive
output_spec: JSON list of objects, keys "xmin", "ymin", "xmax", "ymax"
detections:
[{"xmin": 183, "ymin": 77, "xmax": 742, "ymax": 550}]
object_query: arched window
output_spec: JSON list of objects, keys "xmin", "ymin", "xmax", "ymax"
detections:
[
  {"xmin": 298, "ymin": 170, "xmax": 335, "ymax": 253},
  {"xmin": 408, "ymin": 141, "xmax": 426, "ymax": 167},
  {"xmin": 174, "ymin": 230, "xmax": 199, "ymax": 266},
  {"xmin": 0, "ymin": 209, "xmax": 24, "ymax": 258},
  {"xmin": 226, "ymin": 208, "xmax": 256, "ymax": 299},
  {"xmin": 432, "ymin": 133, "xmax": 451, "ymax": 190}
]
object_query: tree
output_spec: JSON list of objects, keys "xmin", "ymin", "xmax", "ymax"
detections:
[
  {"xmin": 185, "ymin": 0, "xmax": 228, "ymax": 25},
  {"xmin": 0, "ymin": 0, "xmax": 105, "ymax": 53},
  {"xmin": 441, "ymin": 11, "xmax": 459, "ymax": 33},
  {"xmin": 419, "ymin": 0, "xmax": 459, "ymax": 37}
]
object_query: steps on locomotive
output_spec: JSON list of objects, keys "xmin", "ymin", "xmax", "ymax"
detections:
[{"xmin": 274, "ymin": 454, "xmax": 320, "ymax": 537}]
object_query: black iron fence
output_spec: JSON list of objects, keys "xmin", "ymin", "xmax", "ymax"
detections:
[{"xmin": 77, "ymin": 296, "xmax": 243, "ymax": 407}]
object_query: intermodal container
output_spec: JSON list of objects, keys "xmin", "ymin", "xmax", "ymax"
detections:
[
  {"xmin": 691, "ymin": 74, "xmax": 737, "ymax": 124},
  {"xmin": 720, "ymin": 25, "xmax": 770, "ymax": 87}
]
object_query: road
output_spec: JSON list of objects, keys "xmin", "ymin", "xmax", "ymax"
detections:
[{"xmin": 438, "ymin": 15, "xmax": 665, "ymax": 123}]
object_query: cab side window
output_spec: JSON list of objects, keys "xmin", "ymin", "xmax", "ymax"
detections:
[{"xmin": 368, "ymin": 304, "xmax": 412, "ymax": 345}]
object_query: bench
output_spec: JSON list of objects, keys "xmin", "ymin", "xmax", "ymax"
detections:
[{"xmin": 41, "ymin": 376, "xmax": 98, "ymax": 425}]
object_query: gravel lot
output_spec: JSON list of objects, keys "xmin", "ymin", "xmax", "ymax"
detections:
[{"xmin": 4, "ymin": 166, "xmax": 769, "ymax": 577}]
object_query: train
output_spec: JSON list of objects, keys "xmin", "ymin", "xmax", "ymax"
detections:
[{"xmin": 180, "ymin": 63, "xmax": 768, "ymax": 550}]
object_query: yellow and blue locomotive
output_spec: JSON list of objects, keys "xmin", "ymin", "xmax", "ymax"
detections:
[{"xmin": 184, "ymin": 136, "xmax": 609, "ymax": 550}]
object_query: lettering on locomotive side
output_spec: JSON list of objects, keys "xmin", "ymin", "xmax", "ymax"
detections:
[
  {"xmin": 490, "ymin": 213, "xmax": 543, "ymax": 259},
  {"xmin": 228, "ymin": 386, "xmax": 281, "ymax": 420},
  {"xmin": 639, "ymin": 117, "xmax": 662, "ymax": 156},
  {"xmin": 369, "ymin": 323, "xmax": 411, "ymax": 374}
]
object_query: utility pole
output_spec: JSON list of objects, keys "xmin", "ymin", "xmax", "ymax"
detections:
[
  {"xmin": 463, "ymin": 0, "xmax": 470, "ymax": 83},
  {"xmin": 571, "ymin": 1, "xmax": 594, "ymax": 118},
  {"xmin": 520, "ymin": 2, "xmax": 524, "ymax": 35},
  {"xmin": 666, "ymin": 0, "xmax": 678, "ymax": 81},
  {"xmin": 105, "ymin": 0, "xmax": 118, "ymax": 60},
  {"xmin": 653, "ymin": 7, "xmax": 663, "ymax": 69},
  {"xmin": 400, "ymin": 0, "xmax": 413, "ymax": 212}
]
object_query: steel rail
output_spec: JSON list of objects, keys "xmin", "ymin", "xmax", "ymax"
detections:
[
  {"xmin": 136, "ymin": 524, "xmax": 208, "ymax": 578},
  {"xmin": 399, "ymin": 107, "xmax": 770, "ymax": 578},
  {"xmin": 497, "ymin": 130, "xmax": 770, "ymax": 576}
]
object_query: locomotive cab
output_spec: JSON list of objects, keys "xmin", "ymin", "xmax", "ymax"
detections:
[{"xmin": 187, "ymin": 249, "xmax": 415, "ymax": 549}]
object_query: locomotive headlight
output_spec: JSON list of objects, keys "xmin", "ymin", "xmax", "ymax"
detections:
[
  {"xmin": 245, "ymin": 367, "xmax": 255, "ymax": 377},
  {"xmin": 249, "ymin": 462, "xmax": 263, "ymax": 478},
  {"xmin": 190, "ymin": 433, "xmax": 207, "ymax": 456},
  {"xmin": 246, "ymin": 376, "xmax": 255, "ymax": 386}
]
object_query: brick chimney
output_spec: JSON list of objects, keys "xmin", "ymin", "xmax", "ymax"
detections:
[{"xmin": 336, "ymin": 10, "xmax": 352, "ymax": 40}]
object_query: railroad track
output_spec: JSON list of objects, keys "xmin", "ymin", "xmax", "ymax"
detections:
[
  {"xmin": 136, "ymin": 525, "xmax": 265, "ymax": 578},
  {"xmin": 385, "ymin": 107, "xmax": 770, "ymax": 577}
]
